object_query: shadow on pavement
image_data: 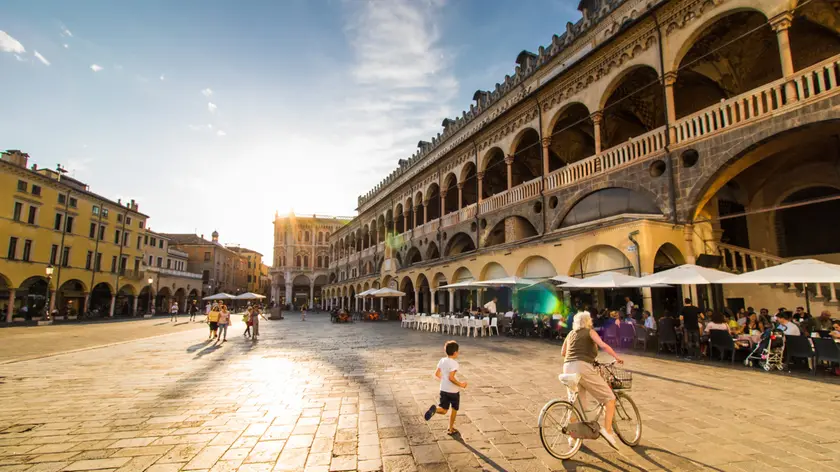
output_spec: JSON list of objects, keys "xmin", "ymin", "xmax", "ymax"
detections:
[
  {"xmin": 186, "ymin": 340, "xmax": 212, "ymax": 353},
  {"xmin": 193, "ymin": 343, "xmax": 223, "ymax": 359},
  {"xmin": 453, "ymin": 436, "xmax": 507, "ymax": 472},
  {"xmin": 631, "ymin": 444, "xmax": 726, "ymax": 472},
  {"xmin": 626, "ymin": 370, "xmax": 723, "ymax": 391}
]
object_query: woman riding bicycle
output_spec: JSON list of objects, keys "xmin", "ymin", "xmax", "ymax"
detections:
[{"xmin": 560, "ymin": 311, "xmax": 624, "ymax": 449}]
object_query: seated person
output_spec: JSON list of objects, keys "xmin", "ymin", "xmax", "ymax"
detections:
[
  {"xmin": 724, "ymin": 313, "xmax": 739, "ymax": 334},
  {"xmin": 642, "ymin": 310, "xmax": 656, "ymax": 331},
  {"xmin": 776, "ymin": 311, "xmax": 801, "ymax": 336},
  {"xmin": 830, "ymin": 321, "xmax": 840, "ymax": 340},
  {"xmin": 703, "ymin": 312, "xmax": 730, "ymax": 335},
  {"xmin": 810, "ymin": 310, "xmax": 834, "ymax": 332}
]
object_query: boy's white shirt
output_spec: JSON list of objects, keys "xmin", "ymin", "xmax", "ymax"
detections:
[{"xmin": 437, "ymin": 357, "xmax": 460, "ymax": 393}]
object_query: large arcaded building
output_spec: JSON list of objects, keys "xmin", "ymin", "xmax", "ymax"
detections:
[{"xmin": 323, "ymin": 0, "xmax": 840, "ymax": 314}]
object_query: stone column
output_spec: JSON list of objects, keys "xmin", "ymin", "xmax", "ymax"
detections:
[
  {"xmin": 541, "ymin": 137, "xmax": 551, "ymax": 176},
  {"xmin": 457, "ymin": 183, "xmax": 464, "ymax": 210},
  {"xmin": 592, "ymin": 111, "xmax": 603, "ymax": 155},
  {"xmin": 403, "ymin": 214, "xmax": 408, "ymax": 233},
  {"xmin": 423, "ymin": 201, "xmax": 429, "ymax": 225},
  {"xmin": 431, "ymin": 289, "xmax": 437, "ymax": 313},
  {"xmin": 663, "ymin": 73, "xmax": 678, "ymax": 142},
  {"xmin": 504, "ymin": 155, "xmax": 514, "ymax": 190},
  {"xmin": 477, "ymin": 172, "xmax": 484, "ymax": 203},
  {"xmin": 414, "ymin": 289, "xmax": 420, "ymax": 312},
  {"xmin": 309, "ymin": 283, "xmax": 315, "ymax": 309},
  {"xmin": 6, "ymin": 289, "xmax": 14, "ymax": 323},
  {"xmin": 413, "ymin": 207, "xmax": 418, "ymax": 229},
  {"xmin": 109, "ymin": 294, "xmax": 116, "ymax": 317},
  {"xmin": 440, "ymin": 192, "xmax": 447, "ymax": 218},
  {"xmin": 448, "ymin": 289, "xmax": 455, "ymax": 313},
  {"xmin": 285, "ymin": 282, "xmax": 293, "ymax": 307},
  {"xmin": 83, "ymin": 292, "xmax": 90, "ymax": 314},
  {"xmin": 642, "ymin": 287, "xmax": 653, "ymax": 315},
  {"xmin": 132, "ymin": 297, "xmax": 138, "ymax": 316},
  {"xmin": 683, "ymin": 224, "xmax": 698, "ymax": 304},
  {"xmin": 770, "ymin": 12, "xmax": 796, "ymax": 100},
  {"xmin": 49, "ymin": 290, "xmax": 56, "ymax": 314},
  {"xmin": 380, "ymin": 298, "xmax": 384, "ymax": 311}
]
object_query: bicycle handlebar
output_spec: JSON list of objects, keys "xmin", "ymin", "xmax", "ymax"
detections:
[{"xmin": 593, "ymin": 359, "xmax": 617, "ymax": 367}]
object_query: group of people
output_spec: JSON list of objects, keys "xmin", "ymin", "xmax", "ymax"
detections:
[
  {"xmin": 167, "ymin": 300, "xmax": 200, "ymax": 322},
  {"xmin": 201, "ymin": 302, "xmax": 268, "ymax": 342}
]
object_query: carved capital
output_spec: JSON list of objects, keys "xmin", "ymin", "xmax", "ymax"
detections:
[
  {"xmin": 440, "ymin": 190, "xmax": 448, "ymax": 198},
  {"xmin": 477, "ymin": 172, "xmax": 485, "ymax": 180},
  {"xmin": 769, "ymin": 12, "xmax": 793, "ymax": 32},
  {"xmin": 591, "ymin": 111, "xmax": 603, "ymax": 124},
  {"xmin": 423, "ymin": 199, "xmax": 429, "ymax": 207},
  {"xmin": 457, "ymin": 182, "xmax": 465, "ymax": 190},
  {"xmin": 541, "ymin": 137, "xmax": 551, "ymax": 148},
  {"xmin": 504, "ymin": 155, "xmax": 514, "ymax": 165}
]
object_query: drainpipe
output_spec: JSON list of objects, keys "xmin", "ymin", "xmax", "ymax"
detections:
[
  {"xmin": 629, "ymin": 229, "xmax": 652, "ymax": 313},
  {"xmin": 651, "ymin": 8, "xmax": 679, "ymax": 224},
  {"xmin": 628, "ymin": 231, "xmax": 642, "ymax": 277},
  {"xmin": 472, "ymin": 140, "xmax": 480, "ymax": 251}
]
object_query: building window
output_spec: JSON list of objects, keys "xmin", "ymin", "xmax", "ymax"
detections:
[
  {"xmin": 102, "ymin": 208, "xmax": 109, "ymax": 218},
  {"xmin": 115, "ymin": 230, "xmax": 121, "ymax": 244},
  {"xmin": 144, "ymin": 235, "xmax": 148, "ymax": 245},
  {"xmin": 167, "ymin": 259, "xmax": 171, "ymax": 269},
  {"xmin": 50, "ymin": 244, "xmax": 58, "ymax": 265},
  {"xmin": 156, "ymin": 257, "xmax": 162, "ymax": 267},
  {"xmin": 304, "ymin": 255, "xmax": 309, "ymax": 267},
  {"xmin": 89, "ymin": 223, "xmax": 97, "ymax": 238},
  {"xmin": 98, "ymin": 225, "xmax": 105, "ymax": 240},
  {"xmin": 123, "ymin": 232, "xmax": 129, "ymax": 246},
  {"xmin": 136, "ymin": 235, "xmax": 142, "ymax": 249},
  {"xmin": 150, "ymin": 237, "xmax": 156, "ymax": 246},
  {"xmin": 111, "ymin": 255, "xmax": 117, "ymax": 273},
  {"xmin": 27, "ymin": 206, "xmax": 36, "ymax": 225},
  {"xmin": 31, "ymin": 185, "xmax": 41, "ymax": 196},
  {"xmin": 204, "ymin": 252, "xmax": 211, "ymax": 261},
  {"xmin": 58, "ymin": 193, "xmax": 66, "ymax": 204},
  {"xmin": 92, "ymin": 205, "xmax": 100, "ymax": 215},
  {"xmin": 86, "ymin": 251, "xmax": 93, "ymax": 269},
  {"xmin": 22, "ymin": 239, "xmax": 32, "ymax": 261},
  {"xmin": 139, "ymin": 221, "xmax": 144, "ymax": 229},
  {"xmin": 95, "ymin": 252, "xmax": 102, "ymax": 271},
  {"xmin": 305, "ymin": 231, "xmax": 310, "ymax": 242},
  {"xmin": 13, "ymin": 202, "xmax": 22, "ymax": 221},
  {"xmin": 159, "ymin": 240, "xmax": 163, "ymax": 249},
  {"xmin": 17, "ymin": 180, "xmax": 26, "ymax": 192},
  {"xmin": 61, "ymin": 247, "xmax": 70, "ymax": 267},
  {"xmin": 126, "ymin": 216, "xmax": 132, "ymax": 225},
  {"xmin": 7, "ymin": 237, "xmax": 17, "ymax": 260},
  {"xmin": 296, "ymin": 255, "xmax": 302, "ymax": 267},
  {"xmin": 117, "ymin": 214, "xmax": 123, "ymax": 223},
  {"xmin": 65, "ymin": 216, "xmax": 74, "ymax": 233},
  {"xmin": 69, "ymin": 197, "xmax": 77, "ymax": 208},
  {"xmin": 54, "ymin": 213, "xmax": 62, "ymax": 231},
  {"xmin": 148, "ymin": 255, "xmax": 153, "ymax": 266},
  {"xmin": 202, "ymin": 270, "xmax": 210, "ymax": 283}
]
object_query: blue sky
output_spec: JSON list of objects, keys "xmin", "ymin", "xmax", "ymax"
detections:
[{"xmin": 0, "ymin": 0, "xmax": 579, "ymax": 259}]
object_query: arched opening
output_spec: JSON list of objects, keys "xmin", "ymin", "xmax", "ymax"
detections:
[
  {"xmin": 426, "ymin": 242, "xmax": 440, "ymax": 260},
  {"xmin": 482, "ymin": 148, "xmax": 507, "ymax": 199},
  {"xmin": 517, "ymin": 256, "xmax": 559, "ymax": 314},
  {"xmin": 116, "ymin": 285, "xmax": 137, "ymax": 316},
  {"xmin": 485, "ymin": 216, "xmax": 538, "ymax": 247},
  {"xmin": 400, "ymin": 277, "xmax": 415, "ymax": 312},
  {"xmin": 426, "ymin": 183, "xmax": 441, "ymax": 222},
  {"xmin": 790, "ymin": 2, "xmax": 840, "ymax": 72},
  {"xmin": 777, "ymin": 186, "xmax": 840, "ymax": 257},
  {"xmin": 293, "ymin": 274, "xmax": 311, "ymax": 309},
  {"xmin": 90, "ymin": 282, "xmax": 114, "ymax": 316},
  {"xmin": 480, "ymin": 262, "xmax": 509, "ymax": 310},
  {"xmin": 461, "ymin": 162, "xmax": 478, "ymax": 207},
  {"xmin": 651, "ymin": 243, "xmax": 685, "ymax": 316},
  {"xmin": 139, "ymin": 285, "xmax": 153, "ymax": 314},
  {"xmin": 548, "ymin": 103, "xmax": 595, "ymax": 170},
  {"xmin": 511, "ymin": 128, "xmax": 542, "ymax": 186},
  {"xmin": 173, "ymin": 288, "xmax": 186, "ymax": 313},
  {"xmin": 406, "ymin": 198, "xmax": 416, "ymax": 231},
  {"xmin": 559, "ymin": 187, "xmax": 662, "ymax": 229},
  {"xmin": 674, "ymin": 11, "xmax": 781, "ymax": 119},
  {"xmin": 444, "ymin": 233, "xmax": 476, "ymax": 257},
  {"xmin": 433, "ymin": 273, "xmax": 449, "ymax": 312},
  {"xmin": 417, "ymin": 274, "xmax": 431, "ymax": 313},
  {"xmin": 602, "ymin": 66, "xmax": 664, "ymax": 150},
  {"xmin": 442, "ymin": 173, "xmax": 459, "ymax": 214},
  {"xmin": 188, "ymin": 289, "xmax": 199, "ymax": 307},
  {"xmin": 449, "ymin": 267, "xmax": 475, "ymax": 312},
  {"xmin": 395, "ymin": 204, "xmax": 405, "ymax": 234},
  {"xmin": 517, "ymin": 256, "xmax": 557, "ymax": 278},
  {"xmin": 405, "ymin": 247, "xmax": 422, "ymax": 267},
  {"xmin": 16, "ymin": 276, "xmax": 49, "ymax": 319},
  {"xmin": 569, "ymin": 245, "xmax": 636, "ymax": 313},
  {"xmin": 56, "ymin": 279, "xmax": 86, "ymax": 317},
  {"xmin": 155, "ymin": 286, "xmax": 171, "ymax": 314},
  {"xmin": 362, "ymin": 225, "xmax": 370, "ymax": 250},
  {"xmin": 313, "ymin": 275, "xmax": 328, "ymax": 308}
]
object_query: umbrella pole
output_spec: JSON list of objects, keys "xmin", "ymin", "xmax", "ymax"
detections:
[{"xmin": 804, "ymin": 283, "xmax": 811, "ymax": 315}]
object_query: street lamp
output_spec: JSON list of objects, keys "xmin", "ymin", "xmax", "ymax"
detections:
[
  {"xmin": 147, "ymin": 277, "xmax": 154, "ymax": 314},
  {"xmin": 44, "ymin": 264, "xmax": 54, "ymax": 320}
]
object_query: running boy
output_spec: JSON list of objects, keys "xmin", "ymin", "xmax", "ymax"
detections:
[{"xmin": 424, "ymin": 340, "xmax": 467, "ymax": 435}]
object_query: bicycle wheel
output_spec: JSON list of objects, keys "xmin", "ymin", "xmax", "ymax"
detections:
[
  {"xmin": 612, "ymin": 392, "xmax": 642, "ymax": 446},
  {"xmin": 538, "ymin": 400, "xmax": 582, "ymax": 460}
]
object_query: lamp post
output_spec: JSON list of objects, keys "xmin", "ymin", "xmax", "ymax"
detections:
[
  {"xmin": 147, "ymin": 277, "xmax": 154, "ymax": 314},
  {"xmin": 44, "ymin": 264, "xmax": 54, "ymax": 320}
]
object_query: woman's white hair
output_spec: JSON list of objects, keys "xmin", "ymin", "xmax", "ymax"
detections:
[{"xmin": 573, "ymin": 311, "xmax": 593, "ymax": 330}]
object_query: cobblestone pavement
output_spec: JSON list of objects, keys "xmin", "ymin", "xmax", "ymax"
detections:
[
  {"xmin": 0, "ymin": 314, "xmax": 839, "ymax": 472},
  {"xmin": 0, "ymin": 317, "xmax": 209, "ymax": 364}
]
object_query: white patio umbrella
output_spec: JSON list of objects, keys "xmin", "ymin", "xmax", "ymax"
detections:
[
  {"xmin": 718, "ymin": 259, "xmax": 840, "ymax": 313},
  {"xmin": 203, "ymin": 292, "xmax": 236, "ymax": 301},
  {"xmin": 621, "ymin": 264, "xmax": 731, "ymax": 287},
  {"xmin": 370, "ymin": 287, "xmax": 406, "ymax": 298},
  {"xmin": 235, "ymin": 292, "xmax": 266, "ymax": 300},
  {"xmin": 440, "ymin": 280, "xmax": 479, "ymax": 289},
  {"xmin": 356, "ymin": 289, "xmax": 377, "ymax": 298},
  {"xmin": 473, "ymin": 276, "xmax": 543, "ymax": 287},
  {"xmin": 549, "ymin": 275, "xmax": 582, "ymax": 285},
  {"xmin": 562, "ymin": 271, "xmax": 641, "ymax": 288}
]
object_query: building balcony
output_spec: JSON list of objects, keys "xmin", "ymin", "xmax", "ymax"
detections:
[{"xmin": 145, "ymin": 266, "xmax": 203, "ymax": 280}]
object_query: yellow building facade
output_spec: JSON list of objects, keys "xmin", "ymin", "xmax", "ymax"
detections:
[{"xmin": 1, "ymin": 150, "xmax": 150, "ymax": 321}]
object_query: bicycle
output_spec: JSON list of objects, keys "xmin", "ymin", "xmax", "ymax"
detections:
[{"xmin": 538, "ymin": 360, "xmax": 642, "ymax": 459}]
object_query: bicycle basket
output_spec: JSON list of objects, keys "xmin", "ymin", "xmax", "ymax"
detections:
[{"xmin": 599, "ymin": 365, "xmax": 632, "ymax": 390}]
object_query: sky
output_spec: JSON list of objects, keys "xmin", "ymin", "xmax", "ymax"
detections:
[{"xmin": 0, "ymin": 0, "xmax": 580, "ymax": 260}]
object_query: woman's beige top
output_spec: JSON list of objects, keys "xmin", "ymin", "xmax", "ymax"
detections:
[{"xmin": 564, "ymin": 327, "xmax": 597, "ymax": 364}]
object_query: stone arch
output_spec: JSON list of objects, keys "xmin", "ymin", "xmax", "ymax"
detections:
[
  {"xmin": 460, "ymin": 161, "xmax": 478, "ymax": 208},
  {"xmin": 550, "ymin": 181, "xmax": 668, "ymax": 230},
  {"xmin": 426, "ymin": 241, "xmax": 440, "ymax": 260},
  {"xmin": 451, "ymin": 267, "xmax": 474, "ymax": 283},
  {"xmin": 431, "ymin": 272, "xmax": 448, "ymax": 289},
  {"xmin": 480, "ymin": 261, "xmax": 508, "ymax": 281},
  {"xmin": 600, "ymin": 64, "xmax": 665, "ymax": 150},
  {"xmin": 425, "ymin": 182, "xmax": 441, "ymax": 221},
  {"xmin": 394, "ymin": 203, "xmax": 405, "ymax": 233},
  {"xmin": 91, "ymin": 281, "xmax": 115, "ymax": 313},
  {"xmin": 481, "ymin": 147, "xmax": 507, "ymax": 199},
  {"xmin": 510, "ymin": 127, "xmax": 542, "ymax": 187},
  {"xmin": 444, "ymin": 232, "xmax": 476, "ymax": 257},
  {"xmin": 405, "ymin": 246, "xmax": 422, "ymax": 267},
  {"xmin": 516, "ymin": 256, "xmax": 558, "ymax": 278},
  {"xmin": 558, "ymin": 187, "xmax": 664, "ymax": 229},
  {"xmin": 546, "ymin": 102, "xmax": 595, "ymax": 172},
  {"xmin": 651, "ymin": 242, "xmax": 686, "ymax": 274},
  {"xmin": 405, "ymin": 197, "xmax": 416, "ymax": 231},
  {"xmin": 569, "ymin": 244, "xmax": 637, "ymax": 277},
  {"xmin": 442, "ymin": 173, "xmax": 459, "ymax": 214},
  {"xmin": 484, "ymin": 216, "xmax": 538, "ymax": 247}
]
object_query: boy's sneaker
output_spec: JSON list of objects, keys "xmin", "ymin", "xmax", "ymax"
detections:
[
  {"xmin": 600, "ymin": 427, "xmax": 619, "ymax": 450},
  {"xmin": 424, "ymin": 405, "xmax": 437, "ymax": 421}
]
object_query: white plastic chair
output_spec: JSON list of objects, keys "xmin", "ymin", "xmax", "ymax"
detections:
[
  {"xmin": 430, "ymin": 315, "xmax": 440, "ymax": 333},
  {"xmin": 459, "ymin": 317, "xmax": 468, "ymax": 336},
  {"xmin": 401, "ymin": 313, "xmax": 410, "ymax": 328},
  {"xmin": 442, "ymin": 316, "xmax": 450, "ymax": 334},
  {"xmin": 481, "ymin": 317, "xmax": 490, "ymax": 337},
  {"xmin": 489, "ymin": 317, "xmax": 499, "ymax": 336}
]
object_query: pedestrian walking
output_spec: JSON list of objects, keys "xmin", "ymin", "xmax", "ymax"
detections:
[
  {"xmin": 204, "ymin": 302, "xmax": 211, "ymax": 316},
  {"xmin": 301, "ymin": 304, "xmax": 307, "ymax": 321},
  {"xmin": 243, "ymin": 308, "xmax": 252, "ymax": 338},
  {"xmin": 217, "ymin": 305, "xmax": 230, "ymax": 342},
  {"xmin": 424, "ymin": 340, "xmax": 467, "ymax": 436},
  {"xmin": 207, "ymin": 304, "xmax": 220, "ymax": 339},
  {"xmin": 252, "ymin": 306, "xmax": 267, "ymax": 340},
  {"xmin": 170, "ymin": 301, "xmax": 178, "ymax": 322},
  {"xmin": 189, "ymin": 301, "xmax": 197, "ymax": 322}
]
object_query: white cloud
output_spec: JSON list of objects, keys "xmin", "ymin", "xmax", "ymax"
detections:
[
  {"xmin": 188, "ymin": 124, "xmax": 202, "ymax": 131},
  {"xmin": 61, "ymin": 27, "xmax": 73, "ymax": 37},
  {"xmin": 90, "ymin": 64, "xmax": 103, "ymax": 72},
  {"xmin": 217, "ymin": 130, "xmax": 226, "ymax": 136},
  {"xmin": 14, "ymin": 54, "xmax": 26, "ymax": 62},
  {"xmin": 160, "ymin": 74, "xmax": 165, "ymax": 81},
  {"xmin": 201, "ymin": 88, "xmax": 213, "ymax": 97},
  {"xmin": 63, "ymin": 43, "xmax": 69, "ymax": 49},
  {"xmin": 33, "ymin": 51, "xmax": 50, "ymax": 66},
  {"xmin": 0, "ymin": 30, "xmax": 25, "ymax": 54},
  {"xmin": 207, "ymin": 102, "xmax": 217, "ymax": 113}
]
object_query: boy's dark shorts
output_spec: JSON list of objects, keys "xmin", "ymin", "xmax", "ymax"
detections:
[{"xmin": 439, "ymin": 391, "xmax": 460, "ymax": 411}]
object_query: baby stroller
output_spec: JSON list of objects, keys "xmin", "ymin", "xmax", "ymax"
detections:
[{"xmin": 744, "ymin": 329, "xmax": 785, "ymax": 371}]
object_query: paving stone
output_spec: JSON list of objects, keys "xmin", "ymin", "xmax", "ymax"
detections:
[
  {"xmin": 329, "ymin": 455, "xmax": 357, "ymax": 471},
  {"xmin": 63, "ymin": 457, "xmax": 132, "ymax": 470},
  {"xmin": 274, "ymin": 447, "xmax": 308, "ymax": 471}
]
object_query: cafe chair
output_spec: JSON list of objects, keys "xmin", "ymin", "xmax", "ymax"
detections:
[
  {"xmin": 657, "ymin": 317, "xmax": 679, "ymax": 356},
  {"xmin": 708, "ymin": 330, "xmax": 743, "ymax": 364},
  {"xmin": 812, "ymin": 338, "xmax": 840, "ymax": 375},
  {"xmin": 603, "ymin": 324, "xmax": 619, "ymax": 346},
  {"xmin": 784, "ymin": 335, "xmax": 815, "ymax": 372},
  {"xmin": 633, "ymin": 324, "xmax": 651, "ymax": 350},
  {"xmin": 489, "ymin": 317, "xmax": 499, "ymax": 336},
  {"xmin": 618, "ymin": 323, "xmax": 635, "ymax": 348}
]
